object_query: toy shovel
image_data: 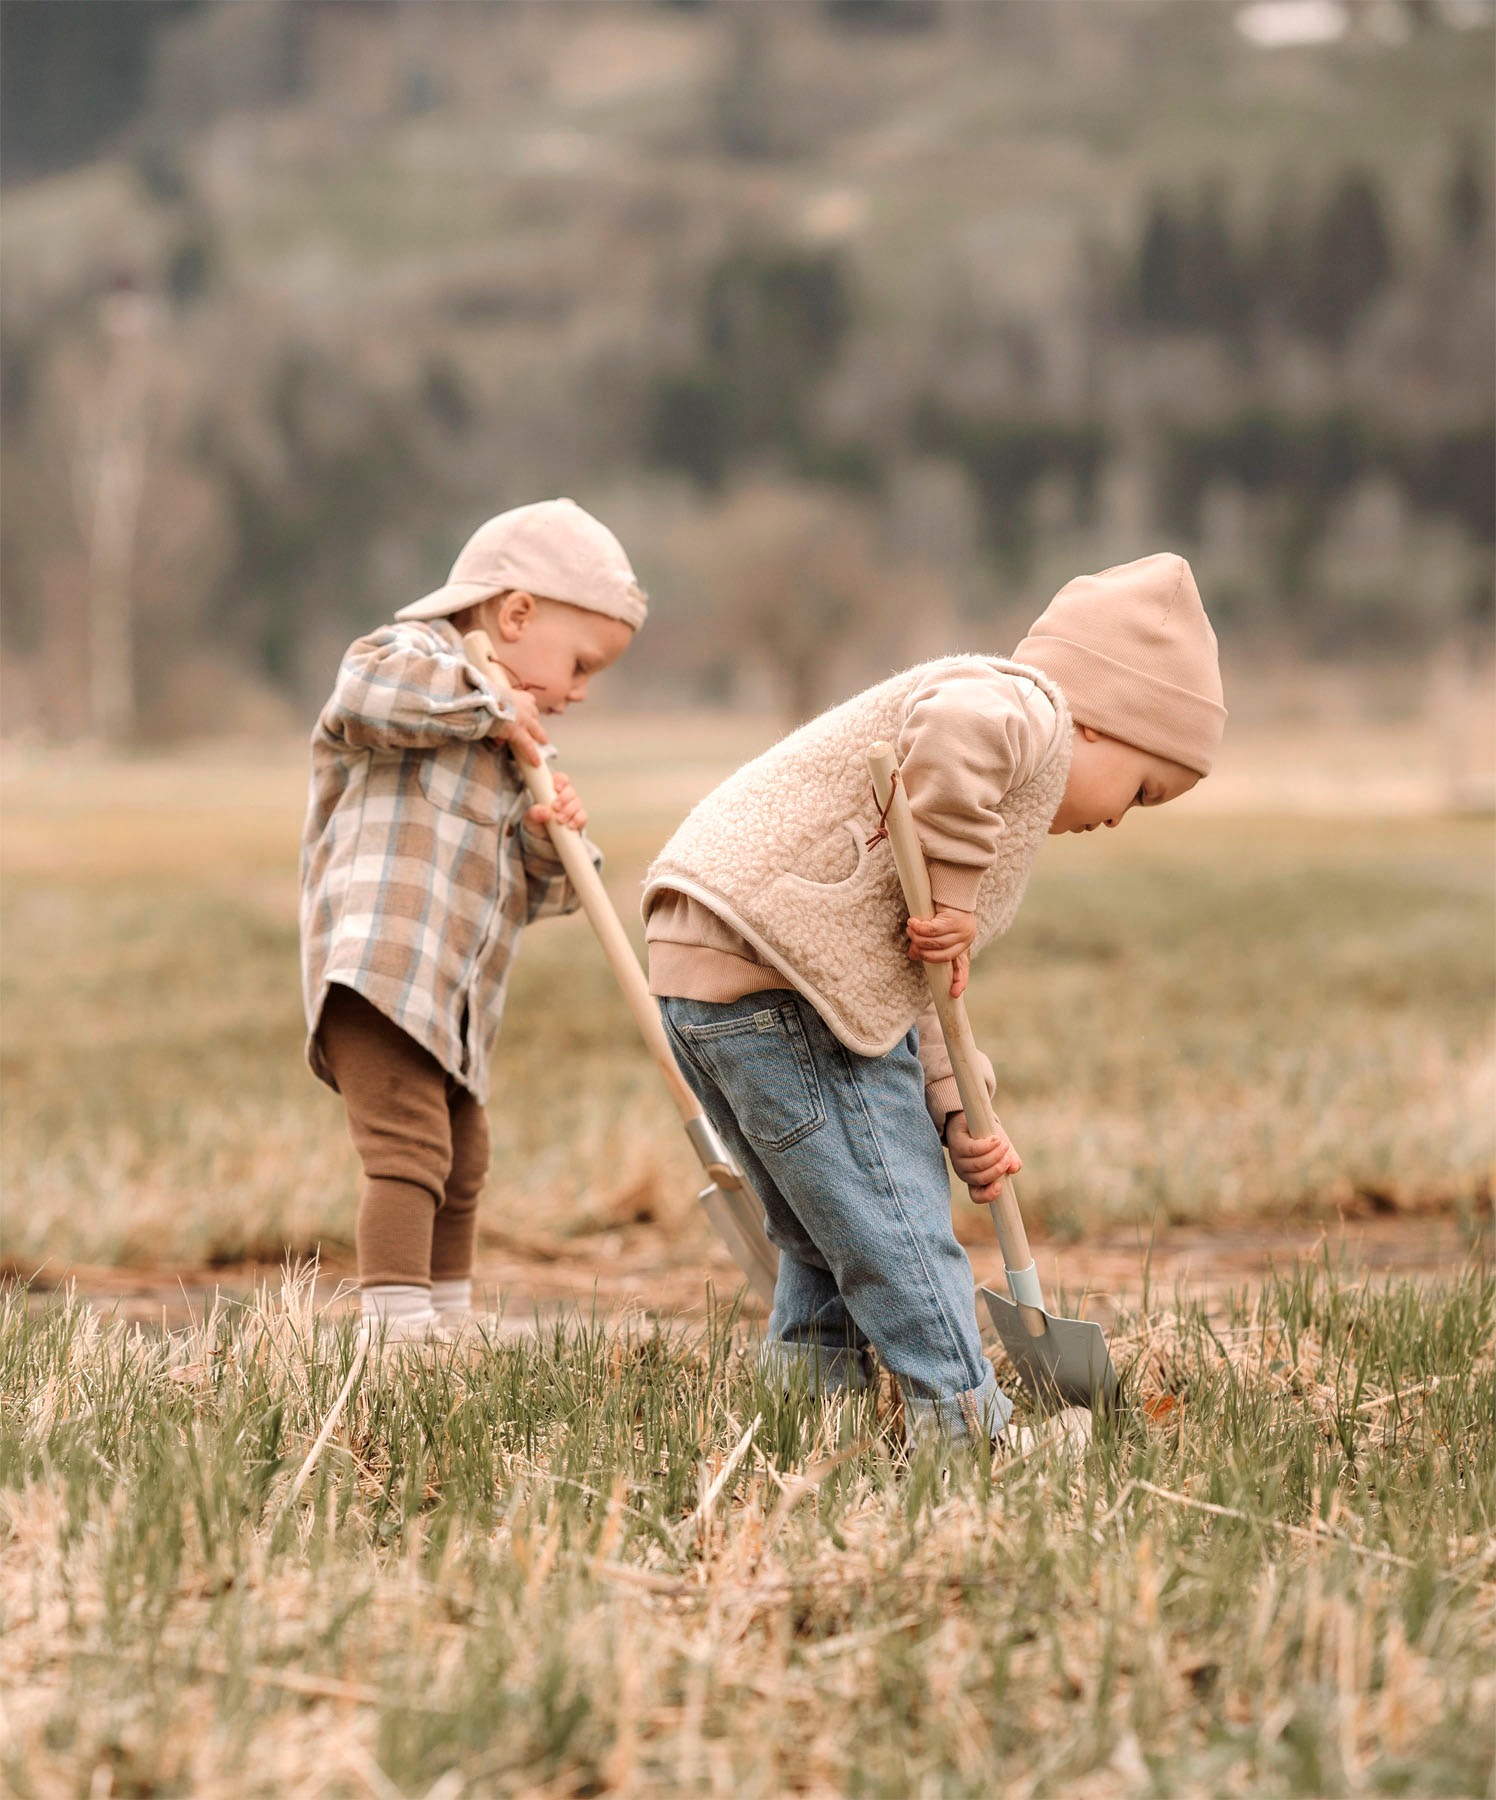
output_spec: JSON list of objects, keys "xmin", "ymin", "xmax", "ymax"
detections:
[
  {"xmin": 867, "ymin": 742, "xmax": 1120, "ymax": 1412},
  {"xmin": 463, "ymin": 629, "xmax": 780, "ymax": 1306}
]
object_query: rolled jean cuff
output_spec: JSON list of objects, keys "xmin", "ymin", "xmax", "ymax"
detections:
[
  {"xmin": 760, "ymin": 1338, "xmax": 877, "ymax": 1395},
  {"xmin": 902, "ymin": 1364, "xmax": 1012, "ymax": 1447}
]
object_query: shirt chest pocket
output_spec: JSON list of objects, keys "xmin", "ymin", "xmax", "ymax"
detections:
[{"xmin": 418, "ymin": 745, "xmax": 509, "ymax": 826}]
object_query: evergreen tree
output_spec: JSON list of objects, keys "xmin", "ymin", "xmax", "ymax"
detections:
[
  {"xmin": 1294, "ymin": 171, "xmax": 1395, "ymax": 352},
  {"xmin": 1181, "ymin": 181, "xmax": 1249, "ymax": 340},
  {"xmin": 649, "ymin": 243, "xmax": 855, "ymax": 486},
  {"xmin": 1252, "ymin": 187, "xmax": 1305, "ymax": 333},
  {"xmin": 1446, "ymin": 134, "xmax": 1487, "ymax": 253},
  {"xmin": 1, "ymin": 0, "xmax": 194, "ymax": 181},
  {"xmin": 1137, "ymin": 195, "xmax": 1186, "ymax": 327}
]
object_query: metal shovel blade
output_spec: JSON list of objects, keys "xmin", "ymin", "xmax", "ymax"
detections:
[
  {"xmin": 982, "ymin": 1287, "xmax": 1121, "ymax": 1412},
  {"xmin": 699, "ymin": 1180, "xmax": 779, "ymax": 1308}
]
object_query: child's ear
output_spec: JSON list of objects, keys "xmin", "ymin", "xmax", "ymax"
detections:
[
  {"xmin": 494, "ymin": 590, "xmax": 535, "ymax": 642},
  {"xmin": 1079, "ymin": 724, "xmax": 1102, "ymax": 744}
]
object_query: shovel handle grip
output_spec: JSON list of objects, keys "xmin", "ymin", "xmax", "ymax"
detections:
[{"xmin": 867, "ymin": 743, "xmax": 1044, "ymax": 1324}]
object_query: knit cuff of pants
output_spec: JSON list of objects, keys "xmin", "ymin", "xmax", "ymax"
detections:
[
  {"xmin": 661, "ymin": 991, "xmax": 1013, "ymax": 1449},
  {"xmin": 315, "ymin": 982, "xmax": 490, "ymax": 1289}
]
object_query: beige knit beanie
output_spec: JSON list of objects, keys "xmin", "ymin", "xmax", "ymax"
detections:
[{"xmin": 1013, "ymin": 553, "xmax": 1226, "ymax": 776}]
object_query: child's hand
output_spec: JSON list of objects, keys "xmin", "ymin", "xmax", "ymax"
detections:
[
  {"xmin": 493, "ymin": 690, "xmax": 548, "ymax": 767},
  {"xmin": 525, "ymin": 770, "xmax": 586, "ymax": 834},
  {"xmin": 946, "ymin": 1111, "xmax": 1022, "ymax": 1202},
  {"xmin": 906, "ymin": 906, "xmax": 976, "ymax": 997}
]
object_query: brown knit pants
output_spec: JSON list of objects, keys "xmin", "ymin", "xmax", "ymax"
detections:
[{"xmin": 316, "ymin": 984, "xmax": 489, "ymax": 1289}]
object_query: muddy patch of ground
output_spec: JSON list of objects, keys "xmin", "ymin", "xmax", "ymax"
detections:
[{"xmin": 11, "ymin": 1211, "xmax": 1488, "ymax": 1334}]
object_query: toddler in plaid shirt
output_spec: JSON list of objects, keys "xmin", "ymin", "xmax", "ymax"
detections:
[{"xmin": 300, "ymin": 500, "xmax": 646, "ymax": 1341}]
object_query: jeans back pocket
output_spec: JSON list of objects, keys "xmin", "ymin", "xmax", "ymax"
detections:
[{"xmin": 673, "ymin": 1001, "xmax": 826, "ymax": 1153}]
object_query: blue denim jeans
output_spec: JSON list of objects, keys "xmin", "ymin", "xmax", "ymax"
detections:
[{"xmin": 660, "ymin": 991, "xmax": 1011, "ymax": 1446}]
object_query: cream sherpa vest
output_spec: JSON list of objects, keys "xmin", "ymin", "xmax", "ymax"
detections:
[{"xmin": 642, "ymin": 657, "xmax": 1072, "ymax": 1056}]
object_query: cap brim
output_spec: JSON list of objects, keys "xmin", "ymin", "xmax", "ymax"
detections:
[{"xmin": 393, "ymin": 580, "xmax": 504, "ymax": 622}]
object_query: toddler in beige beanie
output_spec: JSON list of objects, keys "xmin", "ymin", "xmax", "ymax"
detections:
[{"xmin": 642, "ymin": 548, "xmax": 1224, "ymax": 1449}]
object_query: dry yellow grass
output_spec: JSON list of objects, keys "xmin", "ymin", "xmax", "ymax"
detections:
[
  {"xmin": 2, "ymin": 715, "xmax": 1492, "ymax": 1795},
  {"xmin": 1, "ymin": 716, "xmax": 1491, "ymax": 1281},
  {"xmin": 1, "ymin": 1263, "xmax": 1491, "ymax": 1796}
]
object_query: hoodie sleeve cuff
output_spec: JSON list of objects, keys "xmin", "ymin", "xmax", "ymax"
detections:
[
  {"xmin": 926, "ymin": 860, "xmax": 983, "ymax": 912},
  {"xmin": 924, "ymin": 1074, "xmax": 963, "ymax": 1138}
]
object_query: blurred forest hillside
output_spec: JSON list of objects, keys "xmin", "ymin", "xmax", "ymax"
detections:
[{"xmin": 1, "ymin": 0, "xmax": 1492, "ymax": 742}]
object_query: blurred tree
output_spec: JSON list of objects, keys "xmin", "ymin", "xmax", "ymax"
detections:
[
  {"xmin": 0, "ymin": 330, "xmax": 36, "ymax": 430},
  {"xmin": 164, "ymin": 220, "xmax": 216, "ymax": 309},
  {"xmin": 1181, "ymin": 182, "xmax": 1250, "ymax": 343},
  {"xmin": 648, "ymin": 370, "xmax": 738, "ymax": 491},
  {"xmin": 1136, "ymin": 196, "xmax": 1186, "ymax": 327},
  {"xmin": 915, "ymin": 404, "xmax": 1107, "ymax": 575},
  {"xmin": 1251, "ymin": 186, "xmax": 1305, "ymax": 334},
  {"xmin": 0, "ymin": 0, "xmax": 195, "ymax": 181},
  {"xmin": 822, "ymin": 0, "xmax": 942, "ymax": 28},
  {"xmin": 135, "ymin": 139, "xmax": 190, "ymax": 205},
  {"xmin": 1399, "ymin": 424, "xmax": 1496, "ymax": 545},
  {"xmin": 1162, "ymin": 410, "xmax": 1383, "ymax": 600},
  {"xmin": 675, "ymin": 483, "xmax": 905, "ymax": 720},
  {"xmin": 422, "ymin": 357, "xmax": 475, "ymax": 440},
  {"xmin": 1445, "ymin": 134, "xmax": 1488, "ymax": 253},
  {"xmin": 72, "ymin": 284, "xmax": 167, "ymax": 745},
  {"xmin": 705, "ymin": 246, "xmax": 852, "ymax": 443},
  {"xmin": 1135, "ymin": 184, "xmax": 1251, "ymax": 343},
  {"xmin": 207, "ymin": 346, "xmax": 431, "ymax": 696},
  {"xmin": 648, "ymin": 242, "xmax": 857, "ymax": 487},
  {"xmin": 1293, "ymin": 171, "xmax": 1396, "ymax": 352},
  {"xmin": 714, "ymin": 5, "xmax": 774, "ymax": 160}
]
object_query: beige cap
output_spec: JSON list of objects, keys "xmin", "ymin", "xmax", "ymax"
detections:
[
  {"xmin": 395, "ymin": 498, "xmax": 647, "ymax": 629},
  {"xmin": 1013, "ymin": 553, "xmax": 1226, "ymax": 776}
]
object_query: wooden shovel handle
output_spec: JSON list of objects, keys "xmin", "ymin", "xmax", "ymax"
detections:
[
  {"xmin": 866, "ymin": 742, "xmax": 1040, "ymax": 1302},
  {"xmin": 462, "ymin": 629, "xmax": 704, "ymax": 1131}
]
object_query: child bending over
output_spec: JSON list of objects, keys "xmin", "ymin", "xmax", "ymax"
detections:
[{"xmin": 644, "ymin": 554, "xmax": 1224, "ymax": 1446}]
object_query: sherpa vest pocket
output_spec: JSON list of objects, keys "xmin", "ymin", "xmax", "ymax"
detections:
[
  {"xmin": 781, "ymin": 818, "xmax": 866, "ymax": 889},
  {"xmin": 672, "ymin": 1001, "xmax": 826, "ymax": 1152},
  {"xmin": 419, "ymin": 745, "xmax": 506, "ymax": 826}
]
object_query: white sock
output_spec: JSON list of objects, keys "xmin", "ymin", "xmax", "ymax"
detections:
[
  {"xmin": 361, "ymin": 1284, "xmax": 436, "ymax": 1326},
  {"xmin": 430, "ymin": 1277, "xmax": 472, "ymax": 1318}
]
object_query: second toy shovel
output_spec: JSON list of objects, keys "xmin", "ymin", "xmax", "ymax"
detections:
[{"xmin": 867, "ymin": 741, "xmax": 1120, "ymax": 1413}]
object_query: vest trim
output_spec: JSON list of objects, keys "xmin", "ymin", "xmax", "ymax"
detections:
[{"xmin": 642, "ymin": 871, "xmax": 890, "ymax": 1054}]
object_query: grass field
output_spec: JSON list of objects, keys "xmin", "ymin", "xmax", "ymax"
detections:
[
  {"xmin": 0, "ymin": 727, "xmax": 1490, "ymax": 1278},
  {"xmin": 1, "ymin": 1265, "xmax": 1492, "ymax": 1796},
  {"xmin": 1, "ymin": 722, "xmax": 1493, "ymax": 1794}
]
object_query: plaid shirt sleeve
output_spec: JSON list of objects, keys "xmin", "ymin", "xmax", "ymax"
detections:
[
  {"xmin": 516, "ymin": 819, "xmax": 604, "ymax": 924},
  {"xmin": 320, "ymin": 623, "xmax": 513, "ymax": 751}
]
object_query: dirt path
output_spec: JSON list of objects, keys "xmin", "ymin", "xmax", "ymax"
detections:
[{"xmin": 13, "ymin": 1211, "xmax": 1488, "ymax": 1333}]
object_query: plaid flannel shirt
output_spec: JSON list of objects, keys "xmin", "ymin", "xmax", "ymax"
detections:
[{"xmin": 299, "ymin": 616, "xmax": 598, "ymax": 1105}]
